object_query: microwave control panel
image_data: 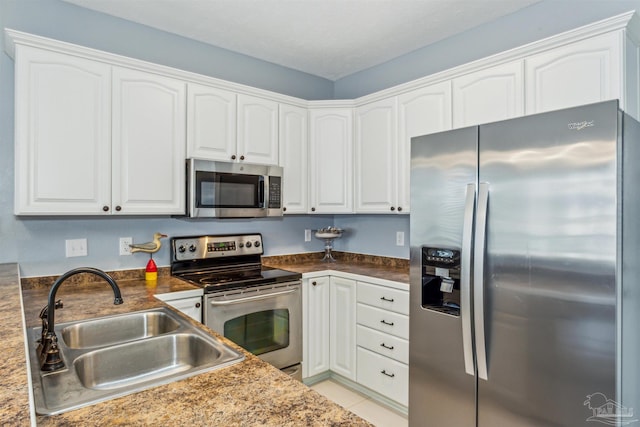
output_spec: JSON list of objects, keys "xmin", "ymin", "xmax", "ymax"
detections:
[{"xmin": 268, "ymin": 176, "xmax": 282, "ymax": 209}]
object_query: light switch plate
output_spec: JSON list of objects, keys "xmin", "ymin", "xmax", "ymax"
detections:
[
  {"xmin": 66, "ymin": 238, "xmax": 87, "ymax": 257},
  {"xmin": 305, "ymin": 229, "xmax": 311, "ymax": 242}
]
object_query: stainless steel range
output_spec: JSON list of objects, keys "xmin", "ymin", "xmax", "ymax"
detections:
[{"xmin": 170, "ymin": 233, "xmax": 303, "ymax": 380}]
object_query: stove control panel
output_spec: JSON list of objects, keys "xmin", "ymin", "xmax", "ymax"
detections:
[{"xmin": 172, "ymin": 234, "xmax": 264, "ymax": 261}]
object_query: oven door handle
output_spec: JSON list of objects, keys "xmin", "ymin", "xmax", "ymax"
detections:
[{"xmin": 208, "ymin": 288, "xmax": 298, "ymax": 305}]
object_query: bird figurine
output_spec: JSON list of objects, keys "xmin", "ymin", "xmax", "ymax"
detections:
[{"xmin": 129, "ymin": 232, "xmax": 167, "ymax": 254}]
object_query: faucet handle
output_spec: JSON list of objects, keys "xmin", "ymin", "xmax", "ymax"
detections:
[{"xmin": 39, "ymin": 300, "xmax": 63, "ymax": 319}]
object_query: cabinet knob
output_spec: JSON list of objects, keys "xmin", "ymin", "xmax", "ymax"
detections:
[
  {"xmin": 102, "ymin": 206, "xmax": 109, "ymax": 212},
  {"xmin": 283, "ymin": 207, "xmax": 287, "ymax": 212},
  {"xmin": 231, "ymin": 154, "xmax": 237, "ymax": 160},
  {"xmin": 115, "ymin": 206, "xmax": 122, "ymax": 212},
  {"xmin": 311, "ymin": 207, "xmax": 316, "ymax": 212},
  {"xmin": 312, "ymin": 281, "xmax": 317, "ymax": 286},
  {"xmin": 397, "ymin": 206, "xmax": 403, "ymax": 212},
  {"xmin": 390, "ymin": 206, "xmax": 395, "ymax": 211},
  {"xmin": 240, "ymin": 155, "xmax": 245, "ymax": 161},
  {"xmin": 195, "ymin": 302, "xmax": 201, "ymax": 308}
]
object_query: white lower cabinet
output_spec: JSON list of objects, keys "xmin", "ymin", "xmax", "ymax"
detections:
[
  {"xmin": 356, "ymin": 280, "xmax": 410, "ymax": 406},
  {"xmin": 303, "ymin": 273, "xmax": 409, "ymax": 409},
  {"xmin": 329, "ymin": 277, "xmax": 356, "ymax": 380},
  {"xmin": 356, "ymin": 347, "xmax": 409, "ymax": 406},
  {"xmin": 154, "ymin": 290, "xmax": 203, "ymax": 322},
  {"xmin": 303, "ymin": 276, "xmax": 330, "ymax": 378}
]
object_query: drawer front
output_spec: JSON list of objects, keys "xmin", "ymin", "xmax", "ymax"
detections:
[
  {"xmin": 357, "ymin": 282, "xmax": 409, "ymax": 315},
  {"xmin": 357, "ymin": 324, "xmax": 408, "ymax": 364},
  {"xmin": 357, "ymin": 303, "xmax": 409, "ymax": 339},
  {"xmin": 356, "ymin": 347, "xmax": 408, "ymax": 406}
]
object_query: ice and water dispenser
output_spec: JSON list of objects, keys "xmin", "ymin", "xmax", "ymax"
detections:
[{"xmin": 421, "ymin": 247, "xmax": 461, "ymax": 316}]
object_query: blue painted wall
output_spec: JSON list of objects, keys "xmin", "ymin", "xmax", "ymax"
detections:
[{"xmin": 0, "ymin": 0, "xmax": 635, "ymax": 277}]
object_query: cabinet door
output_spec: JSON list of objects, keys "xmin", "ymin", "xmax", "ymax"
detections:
[
  {"xmin": 279, "ymin": 104, "xmax": 308, "ymax": 214},
  {"xmin": 525, "ymin": 32, "xmax": 622, "ymax": 115},
  {"xmin": 14, "ymin": 46, "xmax": 111, "ymax": 215},
  {"xmin": 237, "ymin": 94, "xmax": 279, "ymax": 165},
  {"xmin": 165, "ymin": 297, "xmax": 202, "ymax": 322},
  {"xmin": 187, "ymin": 83, "xmax": 236, "ymax": 161},
  {"xmin": 330, "ymin": 277, "xmax": 357, "ymax": 380},
  {"xmin": 308, "ymin": 108, "xmax": 353, "ymax": 213},
  {"xmin": 354, "ymin": 98, "xmax": 397, "ymax": 213},
  {"xmin": 453, "ymin": 60, "xmax": 524, "ymax": 128},
  {"xmin": 397, "ymin": 81, "xmax": 452, "ymax": 213},
  {"xmin": 112, "ymin": 67, "xmax": 186, "ymax": 215},
  {"xmin": 303, "ymin": 277, "xmax": 330, "ymax": 378}
]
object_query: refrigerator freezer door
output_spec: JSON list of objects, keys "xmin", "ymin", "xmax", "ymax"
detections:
[
  {"xmin": 409, "ymin": 126, "xmax": 477, "ymax": 427},
  {"xmin": 477, "ymin": 101, "xmax": 619, "ymax": 426}
]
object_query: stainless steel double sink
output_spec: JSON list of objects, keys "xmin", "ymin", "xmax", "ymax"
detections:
[{"xmin": 27, "ymin": 307, "xmax": 245, "ymax": 415}]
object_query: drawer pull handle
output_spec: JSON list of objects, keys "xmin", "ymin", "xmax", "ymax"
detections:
[
  {"xmin": 380, "ymin": 320, "xmax": 394, "ymax": 326},
  {"xmin": 380, "ymin": 343, "xmax": 394, "ymax": 350},
  {"xmin": 380, "ymin": 296, "xmax": 395, "ymax": 302},
  {"xmin": 381, "ymin": 370, "xmax": 395, "ymax": 378}
]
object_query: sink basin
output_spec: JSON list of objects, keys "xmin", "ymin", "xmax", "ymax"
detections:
[
  {"xmin": 28, "ymin": 307, "xmax": 244, "ymax": 415},
  {"xmin": 74, "ymin": 333, "xmax": 229, "ymax": 390},
  {"xmin": 61, "ymin": 310, "xmax": 180, "ymax": 349}
]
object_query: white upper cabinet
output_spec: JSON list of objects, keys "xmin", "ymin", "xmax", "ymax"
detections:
[
  {"xmin": 237, "ymin": 94, "xmax": 279, "ymax": 165},
  {"xmin": 112, "ymin": 67, "xmax": 186, "ymax": 215},
  {"xmin": 525, "ymin": 32, "xmax": 623, "ymax": 115},
  {"xmin": 187, "ymin": 83, "xmax": 237, "ymax": 160},
  {"xmin": 187, "ymin": 88, "xmax": 279, "ymax": 165},
  {"xmin": 354, "ymin": 98, "xmax": 398, "ymax": 213},
  {"xmin": 453, "ymin": 60, "xmax": 524, "ymax": 128},
  {"xmin": 279, "ymin": 104, "xmax": 308, "ymax": 214},
  {"xmin": 397, "ymin": 82, "xmax": 453, "ymax": 213},
  {"xmin": 14, "ymin": 46, "xmax": 112, "ymax": 215},
  {"xmin": 308, "ymin": 108, "xmax": 354, "ymax": 214}
]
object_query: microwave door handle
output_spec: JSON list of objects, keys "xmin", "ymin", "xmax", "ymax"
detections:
[{"xmin": 258, "ymin": 176, "xmax": 265, "ymax": 208}]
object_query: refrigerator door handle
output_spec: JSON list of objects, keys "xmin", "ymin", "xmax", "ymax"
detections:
[
  {"xmin": 474, "ymin": 182, "xmax": 490, "ymax": 380},
  {"xmin": 461, "ymin": 183, "xmax": 476, "ymax": 376}
]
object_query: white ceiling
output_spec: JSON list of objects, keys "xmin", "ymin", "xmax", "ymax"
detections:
[{"xmin": 63, "ymin": 0, "xmax": 541, "ymax": 81}]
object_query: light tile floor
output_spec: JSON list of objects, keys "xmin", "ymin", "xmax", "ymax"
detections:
[{"xmin": 310, "ymin": 379, "xmax": 408, "ymax": 427}]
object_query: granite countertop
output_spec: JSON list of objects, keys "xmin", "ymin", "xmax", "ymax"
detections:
[
  {"xmin": 263, "ymin": 251, "xmax": 410, "ymax": 285},
  {"xmin": 4, "ymin": 264, "xmax": 373, "ymax": 426}
]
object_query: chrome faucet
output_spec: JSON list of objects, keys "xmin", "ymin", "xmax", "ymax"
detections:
[{"xmin": 38, "ymin": 267, "xmax": 124, "ymax": 371}]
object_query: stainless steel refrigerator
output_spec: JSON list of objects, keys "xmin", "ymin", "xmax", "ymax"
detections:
[{"xmin": 409, "ymin": 100, "xmax": 640, "ymax": 427}]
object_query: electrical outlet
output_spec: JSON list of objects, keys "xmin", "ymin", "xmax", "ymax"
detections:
[
  {"xmin": 120, "ymin": 237, "xmax": 133, "ymax": 256},
  {"xmin": 305, "ymin": 229, "xmax": 311, "ymax": 242},
  {"xmin": 65, "ymin": 238, "xmax": 88, "ymax": 257},
  {"xmin": 396, "ymin": 231, "xmax": 405, "ymax": 246}
]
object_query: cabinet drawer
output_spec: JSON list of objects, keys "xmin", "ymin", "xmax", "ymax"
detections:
[
  {"xmin": 357, "ymin": 325, "xmax": 408, "ymax": 364},
  {"xmin": 357, "ymin": 303, "xmax": 409, "ymax": 339},
  {"xmin": 357, "ymin": 282, "xmax": 409, "ymax": 315},
  {"xmin": 356, "ymin": 347, "xmax": 408, "ymax": 406}
]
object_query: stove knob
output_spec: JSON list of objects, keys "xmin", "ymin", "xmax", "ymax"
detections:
[
  {"xmin": 178, "ymin": 245, "xmax": 186, "ymax": 253},
  {"xmin": 254, "ymin": 241, "xmax": 261, "ymax": 247},
  {"xmin": 246, "ymin": 241, "xmax": 252, "ymax": 248},
  {"xmin": 189, "ymin": 244, "xmax": 197, "ymax": 252},
  {"xmin": 238, "ymin": 242, "xmax": 245, "ymax": 248}
]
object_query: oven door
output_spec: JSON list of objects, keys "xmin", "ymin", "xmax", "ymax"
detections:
[{"xmin": 204, "ymin": 281, "xmax": 302, "ymax": 370}]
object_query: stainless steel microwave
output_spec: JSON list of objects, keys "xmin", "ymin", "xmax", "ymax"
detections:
[{"xmin": 185, "ymin": 159, "xmax": 283, "ymax": 218}]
